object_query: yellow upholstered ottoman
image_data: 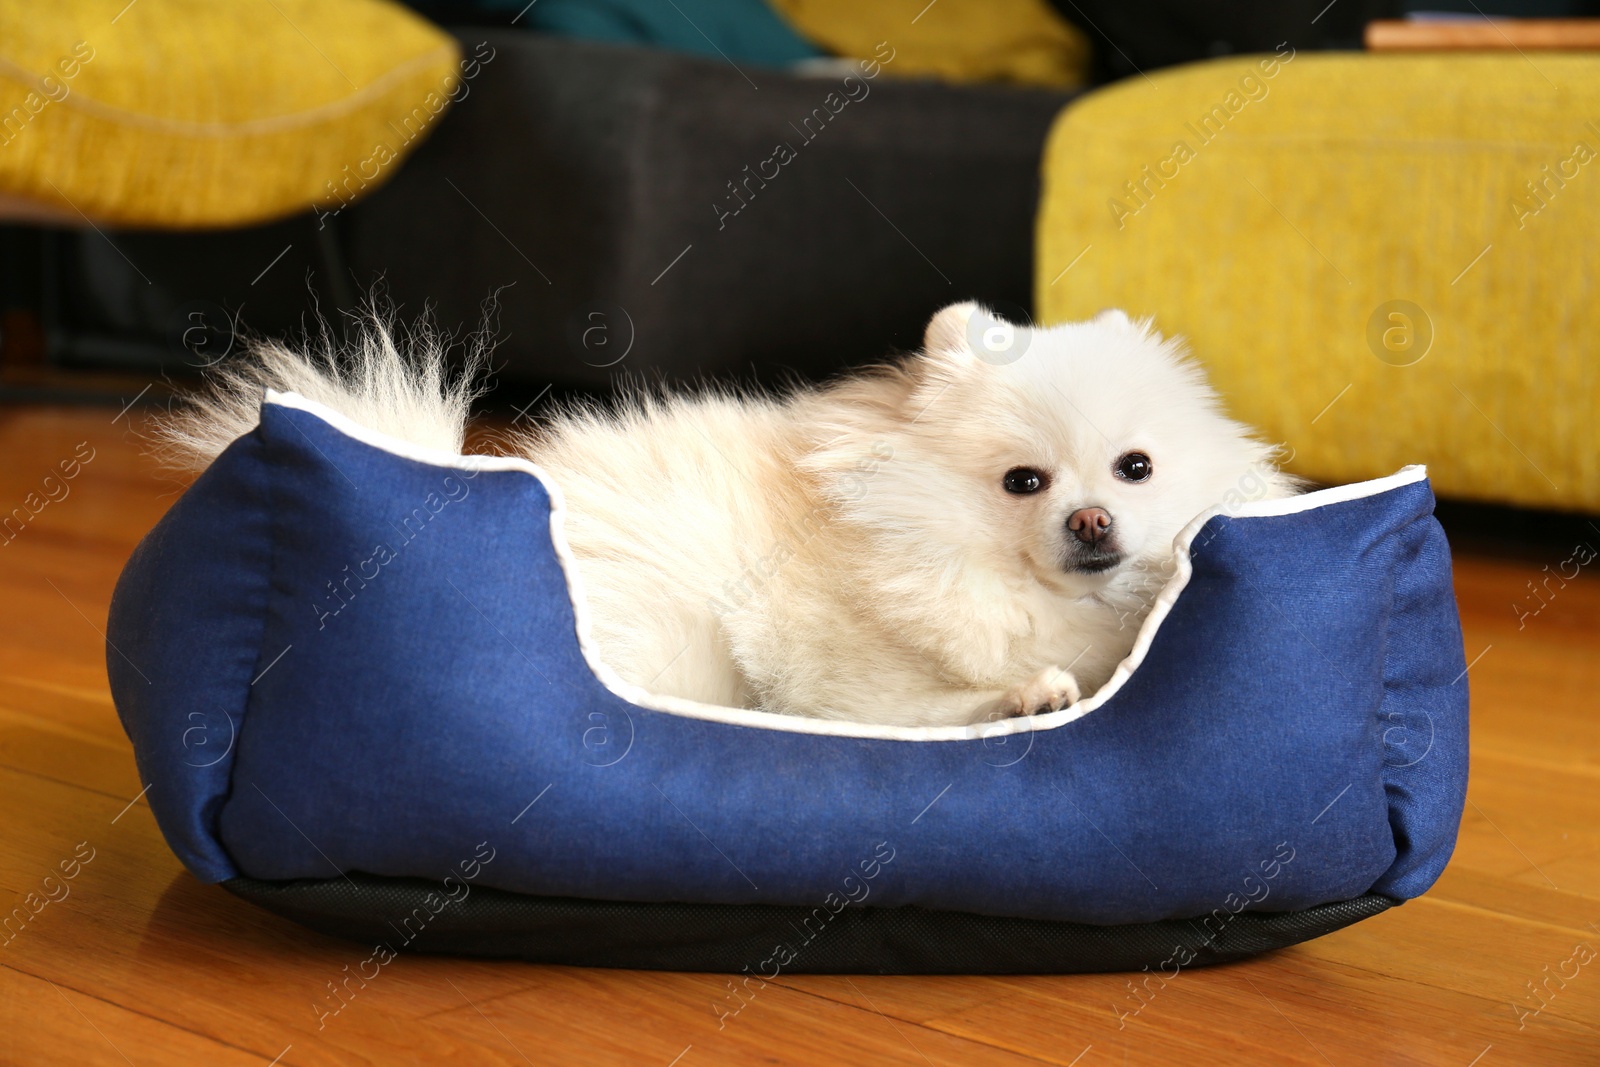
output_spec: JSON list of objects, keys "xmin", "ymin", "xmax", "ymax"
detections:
[
  {"xmin": 0, "ymin": 0, "xmax": 461, "ymax": 228},
  {"xmin": 1036, "ymin": 52, "xmax": 1600, "ymax": 512}
]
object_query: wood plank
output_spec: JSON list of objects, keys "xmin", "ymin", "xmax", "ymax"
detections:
[
  {"xmin": 1366, "ymin": 18, "xmax": 1600, "ymax": 51},
  {"xmin": 0, "ymin": 768, "xmax": 552, "ymax": 1066},
  {"xmin": 920, "ymin": 945, "xmax": 1600, "ymax": 1066},
  {"xmin": 1428, "ymin": 864, "xmax": 1600, "ymax": 932},
  {"xmin": 423, "ymin": 968, "xmax": 1063, "ymax": 1067},
  {"xmin": 1449, "ymin": 755, "xmax": 1600, "ymax": 886},
  {"xmin": 0, "ymin": 965, "xmax": 269, "ymax": 1067}
]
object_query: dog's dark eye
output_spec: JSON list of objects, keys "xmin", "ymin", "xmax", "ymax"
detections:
[
  {"xmin": 1114, "ymin": 452, "xmax": 1153, "ymax": 483},
  {"xmin": 1003, "ymin": 467, "xmax": 1049, "ymax": 494}
]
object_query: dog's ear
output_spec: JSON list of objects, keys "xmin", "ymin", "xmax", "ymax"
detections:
[
  {"xmin": 922, "ymin": 302, "xmax": 982, "ymax": 359},
  {"xmin": 1093, "ymin": 308, "xmax": 1159, "ymax": 341},
  {"xmin": 921, "ymin": 302, "xmax": 1034, "ymax": 377}
]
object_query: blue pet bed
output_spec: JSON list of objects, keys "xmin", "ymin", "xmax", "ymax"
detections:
[{"xmin": 107, "ymin": 393, "xmax": 1469, "ymax": 973}]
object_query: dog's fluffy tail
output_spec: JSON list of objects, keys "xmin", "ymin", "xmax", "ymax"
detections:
[{"xmin": 153, "ymin": 319, "xmax": 485, "ymax": 473}]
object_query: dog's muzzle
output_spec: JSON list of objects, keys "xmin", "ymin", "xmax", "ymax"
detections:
[{"xmin": 1065, "ymin": 507, "xmax": 1120, "ymax": 573}]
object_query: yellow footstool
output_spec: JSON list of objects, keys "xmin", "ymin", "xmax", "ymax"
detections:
[
  {"xmin": 1037, "ymin": 52, "xmax": 1600, "ymax": 512},
  {"xmin": 0, "ymin": 0, "xmax": 461, "ymax": 227}
]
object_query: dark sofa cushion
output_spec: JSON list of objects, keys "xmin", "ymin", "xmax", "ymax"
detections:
[{"xmin": 341, "ymin": 32, "xmax": 1072, "ymax": 386}]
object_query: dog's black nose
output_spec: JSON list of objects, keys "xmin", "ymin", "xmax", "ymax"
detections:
[{"xmin": 1067, "ymin": 507, "xmax": 1112, "ymax": 545}]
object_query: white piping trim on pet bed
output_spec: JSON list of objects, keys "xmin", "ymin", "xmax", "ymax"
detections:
[{"xmin": 265, "ymin": 390, "xmax": 1429, "ymax": 743}]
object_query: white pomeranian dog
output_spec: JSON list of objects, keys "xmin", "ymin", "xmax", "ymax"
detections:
[{"xmin": 160, "ymin": 302, "xmax": 1297, "ymax": 728}]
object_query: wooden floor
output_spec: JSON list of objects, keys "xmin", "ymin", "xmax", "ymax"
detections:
[{"xmin": 1, "ymin": 403, "xmax": 1597, "ymax": 1066}]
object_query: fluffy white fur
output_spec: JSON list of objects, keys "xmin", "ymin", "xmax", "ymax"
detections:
[
  {"xmin": 154, "ymin": 320, "xmax": 482, "ymax": 464},
  {"xmin": 157, "ymin": 303, "xmax": 1297, "ymax": 728}
]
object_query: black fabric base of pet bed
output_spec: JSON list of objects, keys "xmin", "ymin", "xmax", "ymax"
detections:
[{"xmin": 224, "ymin": 874, "xmax": 1395, "ymax": 974}]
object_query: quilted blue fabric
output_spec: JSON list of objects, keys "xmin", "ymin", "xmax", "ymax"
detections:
[{"xmin": 108, "ymin": 398, "xmax": 1468, "ymax": 924}]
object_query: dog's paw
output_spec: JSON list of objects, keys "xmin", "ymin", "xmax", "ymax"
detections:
[{"xmin": 993, "ymin": 666, "xmax": 1081, "ymax": 719}]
